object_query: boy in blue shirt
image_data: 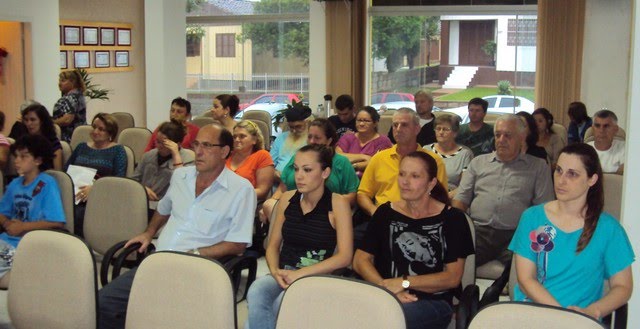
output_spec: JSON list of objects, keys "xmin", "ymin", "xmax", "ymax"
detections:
[{"xmin": 0, "ymin": 134, "xmax": 65, "ymax": 279}]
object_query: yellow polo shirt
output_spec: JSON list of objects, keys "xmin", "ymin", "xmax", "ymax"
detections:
[{"xmin": 357, "ymin": 145, "xmax": 448, "ymax": 206}]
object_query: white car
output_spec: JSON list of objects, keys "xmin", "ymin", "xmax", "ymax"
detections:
[
  {"xmin": 235, "ymin": 102, "xmax": 288, "ymax": 141},
  {"xmin": 439, "ymin": 95, "xmax": 535, "ymax": 123}
]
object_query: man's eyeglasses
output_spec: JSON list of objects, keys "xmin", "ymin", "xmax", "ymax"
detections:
[
  {"xmin": 288, "ymin": 123, "xmax": 307, "ymax": 131},
  {"xmin": 192, "ymin": 141, "xmax": 225, "ymax": 150}
]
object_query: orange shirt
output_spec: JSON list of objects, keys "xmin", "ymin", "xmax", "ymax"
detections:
[{"xmin": 225, "ymin": 149, "xmax": 274, "ymax": 187}]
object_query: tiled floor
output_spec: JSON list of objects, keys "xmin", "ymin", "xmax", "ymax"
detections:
[{"xmin": 0, "ymin": 256, "xmax": 501, "ymax": 329}]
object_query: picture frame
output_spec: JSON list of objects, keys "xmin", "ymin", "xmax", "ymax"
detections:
[
  {"xmin": 59, "ymin": 26, "xmax": 63, "ymax": 45},
  {"xmin": 63, "ymin": 26, "xmax": 81, "ymax": 45},
  {"xmin": 74, "ymin": 50, "xmax": 90, "ymax": 68},
  {"xmin": 100, "ymin": 27, "xmax": 115, "ymax": 46},
  {"xmin": 117, "ymin": 28, "xmax": 131, "ymax": 46},
  {"xmin": 60, "ymin": 51, "xmax": 68, "ymax": 69},
  {"xmin": 82, "ymin": 27, "xmax": 98, "ymax": 45},
  {"xmin": 115, "ymin": 50, "xmax": 129, "ymax": 67},
  {"xmin": 95, "ymin": 51, "xmax": 110, "ymax": 68}
]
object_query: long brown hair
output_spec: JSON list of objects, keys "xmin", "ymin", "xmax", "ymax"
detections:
[{"xmin": 559, "ymin": 143, "xmax": 604, "ymax": 252}]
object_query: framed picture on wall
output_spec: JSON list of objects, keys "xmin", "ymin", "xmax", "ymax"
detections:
[
  {"xmin": 100, "ymin": 27, "xmax": 115, "ymax": 46},
  {"xmin": 115, "ymin": 50, "xmax": 129, "ymax": 67},
  {"xmin": 95, "ymin": 51, "xmax": 110, "ymax": 68},
  {"xmin": 117, "ymin": 28, "xmax": 131, "ymax": 46},
  {"xmin": 63, "ymin": 26, "xmax": 81, "ymax": 45},
  {"xmin": 83, "ymin": 27, "xmax": 98, "ymax": 45},
  {"xmin": 60, "ymin": 51, "xmax": 68, "ymax": 69},
  {"xmin": 59, "ymin": 26, "xmax": 62, "ymax": 45},
  {"xmin": 74, "ymin": 51, "xmax": 90, "ymax": 68}
]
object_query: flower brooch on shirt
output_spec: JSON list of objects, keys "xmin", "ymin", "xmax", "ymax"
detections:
[{"xmin": 529, "ymin": 225, "xmax": 557, "ymax": 284}]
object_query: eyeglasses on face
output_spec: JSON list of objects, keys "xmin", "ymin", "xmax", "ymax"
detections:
[
  {"xmin": 434, "ymin": 126, "xmax": 452, "ymax": 132},
  {"xmin": 192, "ymin": 141, "xmax": 224, "ymax": 150}
]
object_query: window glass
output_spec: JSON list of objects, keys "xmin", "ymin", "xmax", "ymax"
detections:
[
  {"xmin": 369, "ymin": 13, "xmax": 536, "ymax": 123},
  {"xmin": 186, "ymin": 1, "xmax": 310, "ymax": 117}
]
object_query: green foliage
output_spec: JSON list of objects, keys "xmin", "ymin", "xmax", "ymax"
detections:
[
  {"xmin": 372, "ymin": 16, "xmax": 436, "ymax": 72},
  {"xmin": 187, "ymin": 24, "xmax": 206, "ymax": 40},
  {"xmin": 186, "ymin": 0, "xmax": 206, "ymax": 13},
  {"xmin": 76, "ymin": 69, "xmax": 110, "ymax": 101},
  {"xmin": 238, "ymin": 0, "xmax": 310, "ymax": 66},
  {"xmin": 436, "ymin": 87, "xmax": 535, "ymax": 103},
  {"xmin": 497, "ymin": 80, "xmax": 512, "ymax": 95},
  {"xmin": 481, "ymin": 39, "xmax": 497, "ymax": 58}
]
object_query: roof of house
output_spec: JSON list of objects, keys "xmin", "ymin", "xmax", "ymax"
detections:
[{"xmin": 187, "ymin": 0, "xmax": 255, "ymax": 17}]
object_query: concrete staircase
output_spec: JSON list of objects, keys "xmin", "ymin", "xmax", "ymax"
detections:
[{"xmin": 443, "ymin": 66, "xmax": 479, "ymax": 89}]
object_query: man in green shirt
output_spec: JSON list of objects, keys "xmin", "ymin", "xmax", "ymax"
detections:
[{"xmin": 456, "ymin": 97, "xmax": 494, "ymax": 156}]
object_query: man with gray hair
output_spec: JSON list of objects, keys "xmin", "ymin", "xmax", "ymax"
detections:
[
  {"xmin": 452, "ymin": 114, "xmax": 554, "ymax": 266},
  {"xmin": 387, "ymin": 90, "xmax": 437, "ymax": 146},
  {"xmin": 588, "ymin": 109, "xmax": 624, "ymax": 174}
]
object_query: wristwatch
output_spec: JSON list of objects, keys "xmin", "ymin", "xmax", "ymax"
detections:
[
  {"xmin": 402, "ymin": 275, "xmax": 410, "ymax": 289},
  {"xmin": 191, "ymin": 248, "xmax": 201, "ymax": 255}
]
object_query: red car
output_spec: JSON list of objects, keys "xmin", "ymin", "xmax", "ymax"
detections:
[
  {"xmin": 240, "ymin": 93, "xmax": 302, "ymax": 110},
  {"xmin": 370, "ymin": 92, "xmax": 415, "ymax": 104}
]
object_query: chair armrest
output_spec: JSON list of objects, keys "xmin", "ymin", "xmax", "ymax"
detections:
[
  {"xmin": 456, "ymin": 284, "xmax": 479, "ymax": 329},
  {"xmin": 100, "ymin": 240, "xmax": 154, "ymax": 287},
  {"xmin": 479, "ymin": 260, "xmax": 512, "ymax": 308}
]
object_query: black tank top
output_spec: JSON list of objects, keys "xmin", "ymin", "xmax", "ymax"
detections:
[{"xmin": 279, "ymin": 188, "xmax": 336, "ymax": 269}]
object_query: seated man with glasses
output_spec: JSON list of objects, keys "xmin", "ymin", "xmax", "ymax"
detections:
[
  {"xmin": 269, "ymin": 103, "xmax": 313, "ymax": 182},
  {"xmin": 98, "ymin": 123, "xmax": 256, "ymax": 329}
]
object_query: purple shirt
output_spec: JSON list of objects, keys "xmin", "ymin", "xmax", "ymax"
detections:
[{"xmin": 336, "ymin": 133, "xmax": 393, "ymax": 177}]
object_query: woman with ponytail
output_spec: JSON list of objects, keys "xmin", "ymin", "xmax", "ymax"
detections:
[{"xmin": 509, "ymin": 143, "xmax": 634, "ymax": 320}]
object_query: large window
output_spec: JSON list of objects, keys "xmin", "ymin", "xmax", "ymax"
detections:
[
  {"xmin": 186, "ymin": 0, "xmax": 310, "ymax": 117},
  {"xmin": 368, "ymin": 10, "xmax": 537, "ymax": 123}
]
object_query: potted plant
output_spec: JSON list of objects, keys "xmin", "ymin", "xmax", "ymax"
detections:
[
  {"xmin": 481, "ymin": 39, "xmax": 497, "ymax": 66},
  {"xmin": 76, "ymin": 68, "xmax": 110, "ymax": 100}
]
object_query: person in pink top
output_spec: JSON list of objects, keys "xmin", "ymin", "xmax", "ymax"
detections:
[
  {"xmin": 336, "ymin": 106, "xmax": 393, "ymax": 177},
  {"xmin": 144, "ymin": 97, "xmax": 199, "ymax": 152}
]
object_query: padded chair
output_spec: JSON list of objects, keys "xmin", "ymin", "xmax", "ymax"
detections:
[
  {"xmin": 276, "ymin": 275, "xmax": 406, "ymax": 329},
  {"xmin": 123, "ymin": 145, "xmax": 135, "ymax": 177},
  {"xmin": 469, "ymin": 302, "xmax": 605, "ymax": 329},
  {"xmin": 182, "ymin": 148, "xmax": 196, "ymax": 163},
  {"xmin": 381, "ymin": 109, "xmax": 397, "ymax": 116},
  {"xmin": 242, "ymin": 110, "xmax": 272, "ymax": 132},
  {"xmin": 379, "ymin": 116, "xmax": 393, "ymax": 137},
  {"xmin": 191, "ymin": 116, "xmax": 217, "ymax": 128},
  {"xmin": 484, "ymin": 113, "xmax": 501, "ymax": 125},
  {"xmin": 583, "ymin": 126, "xmax": 626, "ymax": 143},
  {"xmin": 603, "ymin": 173, "xmax": 623, "ymax": 220},
  {"xmin": 54, "ymin": 123, "xmax": 62, "ymax": 140},
  {"xmin": 247, "ymin": 119, "xmax": 271, "ymax": 150},
  {"xmin": 60, "ymin": 140, "xmax": 73, "ymax": 166},
  {"xmin": 551, "ymin": 123, "xmax": 568, "ymax": 145},
  {"xmin": 125, "ymin": 252, "xmax": 236, "ymax": 329},
  {"xmin": 46, "ymin": 170, "xmax": 76, "ymax": 234},
  {"xmin": 454, "ymin": 215, "xmax": 480, "ymax": 329},
  {"xmin": 83, "ymin": 177, "xmax": 148, "ymax": 281},
  {"xmin": 111, "ymin": 112, "xmax": 135, "ymax": 139},
  {"xmin": 8, "ymin": 230, "xmax": 97, "ymax": 329},
  {"xmin": 117, "ymin": 127, "xmax": 152, "ymax": 166},
  {"xmin": 70, "ymin": 125, "xmax": 93, "ymax": 150}
]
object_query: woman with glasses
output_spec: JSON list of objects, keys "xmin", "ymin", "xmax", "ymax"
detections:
[
  {"xmin": 65, "ymin": 113, "xmax": 126, "ymax": 237},
  {"xmin": 336, "ymin": 106, "xmax": 393, "ymax": 178},
  {"xmin": 424, "ymin": 114, "xmax": 473, "ymax": 193}
]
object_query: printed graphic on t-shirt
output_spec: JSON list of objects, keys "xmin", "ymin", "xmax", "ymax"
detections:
[
  {"xmin": 389, "ymin": 220, "xmax": 444, "ymax": 276},
  {"xmin": 529, "ymin": 224, "xmax": 557, "ymax": 284}
]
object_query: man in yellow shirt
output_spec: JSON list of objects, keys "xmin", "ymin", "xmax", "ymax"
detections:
[{"xmin": 357, "ymin": 108, "xmax": 448, "ymax": 217}]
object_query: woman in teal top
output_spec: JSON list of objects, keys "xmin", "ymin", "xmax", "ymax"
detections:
[
  {"xmin": 509, "ymin": 143, "xmax": 634, "ymax": 320},
  {"xmin": 260, "ymin": 118, "xmax": 359, "ymax": 223}
]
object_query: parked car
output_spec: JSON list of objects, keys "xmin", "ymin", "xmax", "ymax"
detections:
[
  {"xmin": 439, "ymin": 95, "xmax": 535, "ymax": 123},
  {"xmin": 239, "ymin": 93, "xmax": 302, "ymax": 110},
  {"xmin": 370, "ymin": 92, "xmax": 416, "ymax": 112}
]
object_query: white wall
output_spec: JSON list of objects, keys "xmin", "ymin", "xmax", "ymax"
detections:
[
  {"xmin": 495, "ymin": 16, "xmax": 536, "ymax": 73},
  {"xmin": 581, "ymin": 0, "xmax": 631, "ymax": 128},
  {"xmin": 448, "ymin": 21, "xmax": 460, "ymax": 65},
  {"xmin": 0, "ymin": 0, "xmax": 60, "ymax": 112},
  {"xmin": 308, "ymin": 1, "xmax": 327, "ymax": 110},
  {"xmin": 144, "ymin": 0, "xmax": 186, "ymax": 131}
]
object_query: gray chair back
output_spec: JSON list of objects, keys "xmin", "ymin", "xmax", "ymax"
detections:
[
  {"xmin": 110, "ymin": 112, "xmax": 135, "ymax": 139},
  {"xmin": 8, "ymin": 230, "xmax": 97, "ymax": 329},
  {"xmin": 469, "ymin": 302, "xmax": 605, "ymax": 329},
  {"xmin": 70, "ymin": 125, "xmax": 93, "ymax": 150},
  {"xmin": 126, "ymin": 252, "xmax": 235, "ymax": 329},
  {"xmin": 117, "ymin": 127, "xmax": 152, "ymax": 166},
  {"xmin": 46, "ymin": 170, "xmax": 75, "ymax": 234}
]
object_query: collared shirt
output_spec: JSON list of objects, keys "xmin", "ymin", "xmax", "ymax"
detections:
[
  {"xmin": 131, "ymin": 148, "xmax": 195, "ymax": 199},
  {"xmin": 358, "ymin": 144, "xmax": 448, "ymax": 206},
  {"xmin": 454, "ymin": 152, "xmax": 554, "ymax": 230},
  {"xmin": 156, "ymin": 166, "xmax": 256, "ymax": 251}
]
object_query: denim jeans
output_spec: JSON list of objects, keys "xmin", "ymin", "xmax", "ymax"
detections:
[
  {"xmin": 98, "ymin": 268, "xmax": 138, "ymax": 329},
  {"xmin": 245, "ymin": 274, "xmax": 286, "ymax": 329},
  {"xmin": 403, "ymin": 298, "xmax": 453, "ymax": 329}
]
